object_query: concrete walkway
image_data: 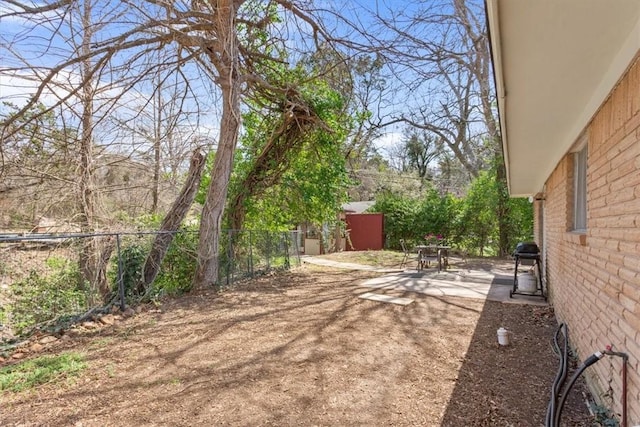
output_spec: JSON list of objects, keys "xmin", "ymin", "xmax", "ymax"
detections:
[{"xmin": 302, "ymin": 256, "xmax": 548, "ymax": 306}]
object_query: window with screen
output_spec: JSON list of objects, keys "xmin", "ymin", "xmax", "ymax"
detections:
[{"xmin": 573, "ymin": 145, "xmax": 587, "ymax": 231}]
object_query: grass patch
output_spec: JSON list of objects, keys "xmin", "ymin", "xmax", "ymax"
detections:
[
  {"xmin": 0, "ymin": 352, "xmax": 87, "ymax": 392},
  {"xmin": 88, "ymin": 338, "xmax": 113, "ymax": 349}
]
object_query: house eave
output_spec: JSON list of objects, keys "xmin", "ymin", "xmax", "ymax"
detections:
[{"xmin": 486, "ymin": 0, "xmax": 640, "ymax": 197}]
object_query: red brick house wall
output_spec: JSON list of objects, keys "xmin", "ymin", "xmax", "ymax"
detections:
[{"xmin": 538, "ymin": 55, "xmax": 640, "ymax": 421}]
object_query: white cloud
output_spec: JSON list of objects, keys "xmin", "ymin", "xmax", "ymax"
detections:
[
  {"xmin": 0, "ymin": 71, "xmax": 62, "ymax": 106},
  {"xmin": 373, "ymin": 131, "xmax": 403, "ymax": 152}
]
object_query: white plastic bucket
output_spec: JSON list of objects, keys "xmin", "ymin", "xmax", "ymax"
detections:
[
  {"xmin": 497, "ymin": 327, "xmax": 510, "ymax": 346},
  {"xmin": 518, "ymin": 273, "xmax": 537, "ymax": 293}
]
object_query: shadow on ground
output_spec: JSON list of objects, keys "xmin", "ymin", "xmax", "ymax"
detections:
[
  {"xmin": 0, "ymin": 258, "xmax": 595, "ymax": 426},
  {"xmin": 438, "ymin": 299, "xmax": 593, "ymax": 427}
]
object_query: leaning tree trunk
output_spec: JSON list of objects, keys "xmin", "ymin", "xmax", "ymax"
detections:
[
  {"xmin": 193, "ymin": 1, "xmax": 242, "ymax": 289},
  {"xmin": 141, "ymin": 149, "xmax": 205, "ymax": 289}
]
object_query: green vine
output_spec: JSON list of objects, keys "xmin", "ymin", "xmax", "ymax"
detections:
[{"xmin": 589, "ymin": 402, "xmax": 619, "ymax": 427}]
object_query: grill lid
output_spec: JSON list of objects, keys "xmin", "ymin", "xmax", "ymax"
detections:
[{"xmin": 514, "ymin": 241, "xmax": 540, "ymax": 254}]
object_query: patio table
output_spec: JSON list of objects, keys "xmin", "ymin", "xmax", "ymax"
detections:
[{"xmin": 415, "ymin": 244, "xmax": 450, "ymax": 272}]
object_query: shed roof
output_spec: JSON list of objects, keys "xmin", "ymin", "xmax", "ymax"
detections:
[{"xmin": 342, "ymin": 201, "xmax": 375, "ymax": 214}]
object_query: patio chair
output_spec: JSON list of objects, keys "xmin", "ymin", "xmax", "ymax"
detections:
[
  {"xmin": 399, "ymin": 239, "xmax": 411, "ymax": 267},
  {"xmin": 438, "ymin": 247, "xmax": 449, "ymax": 271},
  {"xmin": 418, "ymin": 246, "xmax": 440, "ymax": 271}
]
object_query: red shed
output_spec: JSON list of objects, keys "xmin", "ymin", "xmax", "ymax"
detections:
[{"xmin": 345, "ymin": 213, "xmax": 384, "ymax": 251}]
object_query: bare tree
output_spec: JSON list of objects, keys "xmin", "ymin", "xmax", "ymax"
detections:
[
  {"xmin": 344, "ymin": 0, "xmax": 497, "ymax": 178},
  {"xmin": 0, "ymin": 103, "xmax": 76, "ymax": 227},
  {"xmin": 71, "ymin": 0, "xmax": 115, "ymax": 301},
  {"xmin": 330, "ymin": 0, "xmax": 510, "ymax": 253},
  {"xmin": 1, "ymin": 0, "xmax": 341, "ymax": 289},
  {"xmin": 109, "ymin": 67, "xmax": 203, "ymax": 213}
]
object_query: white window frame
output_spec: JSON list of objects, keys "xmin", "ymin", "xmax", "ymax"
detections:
[{"xmin": 573, "ymin": 144, "xmax": 587, "ymax": 231}]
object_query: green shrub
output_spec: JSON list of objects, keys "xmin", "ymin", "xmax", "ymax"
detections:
[
  {"xmin": 374, "ymin": 169, "xmax": 532, "ymax": 256},
  {"xmin": 153, "ymin": 229, "xmax": 197, "ymax": 296},
  {"xmin": 109, "ymin": 242, "xmax": 147, "ymax": 302},
  {"xmin": 9, "ymin": 262, "xmax": 87, "ymax": 335},
  {"xmin": 108, "ymin": 230, "xmax": 197, "ymax": 302}
]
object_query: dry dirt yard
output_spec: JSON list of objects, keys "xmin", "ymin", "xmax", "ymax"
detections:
[{"xmin": 1, "ymin": 253, "xmax": 594, "ymax": 426}]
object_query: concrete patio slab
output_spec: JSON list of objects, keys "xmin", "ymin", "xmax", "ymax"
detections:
[
  {"xmin": 302, "ymin": 256, "xmax": 548, "ymax": 306},
  {"xmin": 359, "ymin": 270, "xmax": 548, "ymax": 306},
  {"xmin": 358, "ymin": 292, "xmax": 414, "ymax": 305}
]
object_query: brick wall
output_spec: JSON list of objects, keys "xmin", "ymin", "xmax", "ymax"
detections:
[{"xmin": 539, "ymin": 55, "xmax": 640, "ymax": 423}]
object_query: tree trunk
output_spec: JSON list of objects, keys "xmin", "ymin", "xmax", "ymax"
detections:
[
  {"xmin": 79, "ymin": 0, "xmax": 95, "ymax": 232},
  {"xmin": 193, "ymin": 1, "xmax": 241, "ymax": 289},
  {"xmin": 194, "ymin": 83, "xmax": 241, "ymax": 288},
  {"xmin": 152, "ymin": 81, "xmax": 162, "ymax": 214},
  {"xmin": 194, "ymin": 99, "xmax": 240, "ymax": 287},
  {"xmin": 142, "ymin": 149, "xmax": 205, "ymax": 288},
  {"xmin": 495, "ymin": 152, "xmax": 511, "ymax": 256},
  {"xmin": 77, "ymin": 0, "xmax": 111, "ymax": 301},
  {"xmin": 80, "ymin": 237, "xmax": 115, "ymax": 305}
]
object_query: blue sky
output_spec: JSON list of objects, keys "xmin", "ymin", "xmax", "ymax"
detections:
[{"xmin": 0, "ymin": 0, "xmax": 488, "ymax": 157}]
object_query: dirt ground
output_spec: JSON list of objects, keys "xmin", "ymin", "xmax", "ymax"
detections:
[{"xmin": 1, "ymin": 254, "xmax": 594, "ymax": 426}]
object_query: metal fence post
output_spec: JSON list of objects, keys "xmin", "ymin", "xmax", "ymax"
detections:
[
  {"xmin": 266, "ymin": 231, "xmax": 271, "ymax": 269},
  {"xmin": 283, "ymin": 232, "xmax": 290, "ymax": 269},
  {"xmin": 116, "ymin": 234, "xmax": 126, "ymax": 311},
  {"xmin": 226, "ymin": 229, "xmax": 233, "ymax": 286},
  {"xmin": 293, "ymin": 231, "xmax": 302, "ymax": 266},
  {"xmin": 247, "ymin": 230, "xmax": 253, "ymax": 277}
]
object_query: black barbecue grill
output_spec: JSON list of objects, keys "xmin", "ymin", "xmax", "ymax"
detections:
[{"xmin": 511, "ymin": 241, "xmax": 546, "ymax": 300}]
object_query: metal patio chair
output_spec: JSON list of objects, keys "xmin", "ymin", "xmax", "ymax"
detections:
[
  {"xmin": 399, "ymin": 239, "xmax": 411, "ymax": 268},
  {"xmin": 418, "ymin": 246, "xmax": 440, "ymax": 271}
]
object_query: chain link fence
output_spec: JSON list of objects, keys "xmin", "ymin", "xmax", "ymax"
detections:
[{"xmin": 0, "ymin": 229, "xmax": 302, "ymax": 340}]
